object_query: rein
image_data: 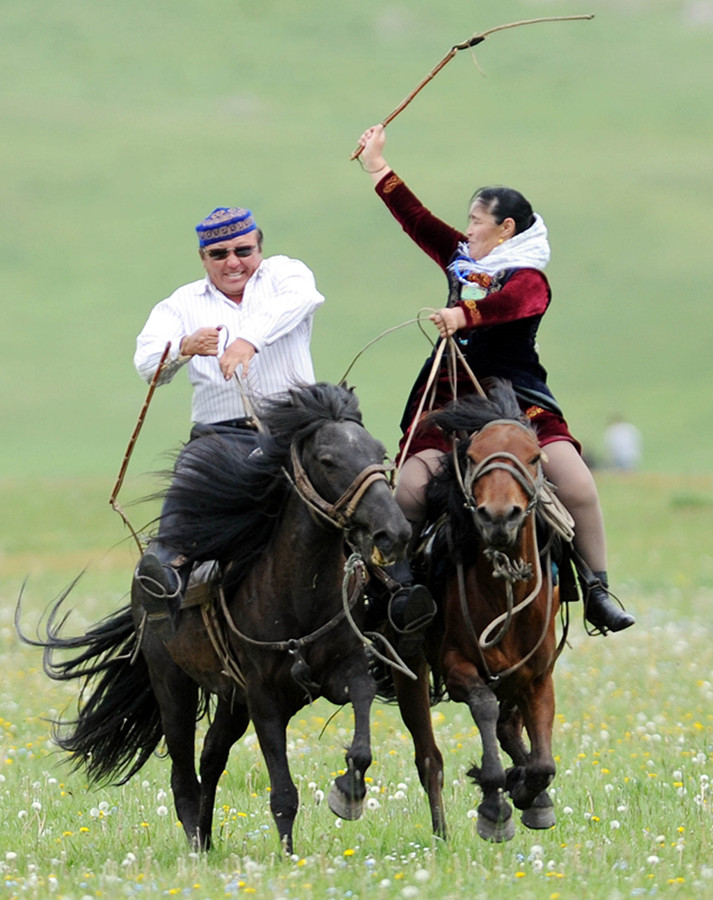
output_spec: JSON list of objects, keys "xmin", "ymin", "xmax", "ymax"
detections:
[{"xmin": 209, "ymin": 440, "xmax": 405, "ymax": 690}]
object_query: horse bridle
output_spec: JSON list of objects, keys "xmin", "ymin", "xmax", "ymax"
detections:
[
  {"xmin": 452, "ymin": 419, "xmax": 558, "ymax": 682},
  {"xmin": 287, "ymin": 441, "xmax": 393, "ymax": 531},
  {"xmin": 206, "ymin": 440, "xmax": 395, "ymax": 696},
  {"xmin": 459, "ymin": 419, "xmax": 543, "ymax": 517}
]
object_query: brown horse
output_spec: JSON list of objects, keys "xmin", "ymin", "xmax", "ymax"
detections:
[
  {"xmin": 391, "ymin": 380, "xmax": 568, "ymax": 841},
  {"xmin": 18, "ymin": 383, "xmax": 411, "ymax": 855}
]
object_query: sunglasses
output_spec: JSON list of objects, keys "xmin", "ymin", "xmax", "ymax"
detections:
[{"xmin": 204, "ymin": 245, "xmax": 258, "ymax": 260}]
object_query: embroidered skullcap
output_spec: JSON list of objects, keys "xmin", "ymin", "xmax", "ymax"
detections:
[{"xmin": 196, "ymin": 207, "xmax": 257, "ymax": 247}]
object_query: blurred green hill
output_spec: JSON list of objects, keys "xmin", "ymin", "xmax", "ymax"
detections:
[{"xmin": 2, "ymin": 0, "xmax": 712, "ymax": 487}]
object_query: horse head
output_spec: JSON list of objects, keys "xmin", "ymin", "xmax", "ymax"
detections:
[
  {"xmin": 294, "ymin": 417, "xmax": 411, "ymax": 567},
  {"xmin": 465, "ymin": 419, "xmax": 543, "ymax": 551}
]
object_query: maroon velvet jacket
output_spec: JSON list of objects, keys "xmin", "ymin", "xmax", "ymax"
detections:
[{"xmin": 375, "ymin": 171, "xmax": 570, "ymax": 455}]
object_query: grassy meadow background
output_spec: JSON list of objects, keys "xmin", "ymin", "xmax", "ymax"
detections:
[{"xmin": 1, "ymin": 0, "xmax": 713, "ymax": 897}]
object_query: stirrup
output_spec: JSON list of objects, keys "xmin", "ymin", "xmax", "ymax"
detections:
[
  {"xmin": 387, "ymin": 585, "xmax": 436, "ymax": 657},
  {"xmin": 135, "ymin": 553, "xmax": 182, "ymax": 629}
]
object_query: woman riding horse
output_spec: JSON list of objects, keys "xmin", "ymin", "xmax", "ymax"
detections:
[{"xmin": 355, "ymin": 123, "xmax": 634, "ymax": 638}]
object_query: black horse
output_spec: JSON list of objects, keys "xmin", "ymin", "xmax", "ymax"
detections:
[{"xmin": 19, "ymin": 383, "xmax": 410, "ymax": 854}]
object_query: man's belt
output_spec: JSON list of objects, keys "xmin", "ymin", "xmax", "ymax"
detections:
[{"xmin": 213, "ymin": 417, "xmax": 258, "ymax": 430}]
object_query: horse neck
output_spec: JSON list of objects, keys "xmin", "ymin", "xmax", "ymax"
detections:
[{"xmin": 273, "ymin": 492, "xmax": 346, "ymax": 594}]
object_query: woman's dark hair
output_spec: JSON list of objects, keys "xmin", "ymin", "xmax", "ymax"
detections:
[{"xmin": 471, "ymin": 186, "xmax": 535, "ymax": 235}]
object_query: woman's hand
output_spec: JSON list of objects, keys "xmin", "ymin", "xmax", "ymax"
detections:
[
  {"xmin": 357, "ymin": 124, "xmax": 391, "ymax": 182},
  {"xmin": 429, "ymin": 307, "xmax": 467, "ymax": 339}
]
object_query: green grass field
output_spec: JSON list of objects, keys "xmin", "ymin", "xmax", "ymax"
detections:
[
  {"xmin": 1, "ymin": 0, "xmax": 713, "ymax": 896},
  {"xmin": 3, "ymin": 471, "xmax": 713, "ymax": 898}
]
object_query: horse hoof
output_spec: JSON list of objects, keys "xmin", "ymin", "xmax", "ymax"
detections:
[
  {"xmin": 328, "ymin": 785, "xmax": 364, "ymax": 821},
  {"xmin": 476, "ymin": 812, "xmax": 515, "ymax": 842},
  {"xmin": 522, "ymin": 806, "xmax": 557, "ymax": 829}
]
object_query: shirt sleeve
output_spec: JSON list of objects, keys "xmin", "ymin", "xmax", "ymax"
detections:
[
  {"xmin": 133, "ymin": 298, "xmax": 190, "ymax": 385},
  {"xmin": 457, "ymin": 269, "xmax": 551, "ymax": 329},
  {"xmin": 237, "ymin": 258, "xmax": 326, "ymax": 353},
  {"xmin": 375, "ymin": 172, "xmax": 464, "ymax": 270}
]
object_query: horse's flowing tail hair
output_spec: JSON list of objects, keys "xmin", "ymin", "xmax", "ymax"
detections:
[{"xmin": 16, "ymin": 582, "xmax": 163, "ymax": 785}]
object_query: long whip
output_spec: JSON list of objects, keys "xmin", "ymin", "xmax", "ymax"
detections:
[
  {"xmin": 109, "ymin": 341, "xmax": 171, "ymax": 551},
  {"xmin": 350, "ymin": 14, "xmax": 594, "ymax": 160}
]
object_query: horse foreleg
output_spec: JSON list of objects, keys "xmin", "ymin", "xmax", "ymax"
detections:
[
  {"xmin": 465, "ymin": 682, "xmax": 514, "ymax": 842},
  {"xmin": 329, "ymin": 670, "xmax": 375, "ymax": 822},
  {"xmin": 197, "ymin": 697, "xmax": 251, "ymax": 850},
  {"xmin": 506, "ymin": 675, "xmax": 557, "ymax": 830},
  {"xmin": 392, "ymin": 657, "xmax": 446, "ymax": 839},
  {"xmin": 446, "ymin": 653, "xmax": 513, "ymax": 841},
  {"xmin": 250, "ymin": 702, "xmax": 298, "ymax": 854}
]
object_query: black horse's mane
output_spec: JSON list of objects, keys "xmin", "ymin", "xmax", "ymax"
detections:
[
  {"xmin": 424, "ymin": 380, "xmax": 534, "ymax": 562},
  {"xmin": 158, "ymin": 382, "xmax": 363, "ymax": 584}
]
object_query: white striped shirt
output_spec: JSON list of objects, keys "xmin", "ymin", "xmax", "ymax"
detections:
[{"xmin": 134, "ymin": 255, "xmax": 324, "ymax": 423}]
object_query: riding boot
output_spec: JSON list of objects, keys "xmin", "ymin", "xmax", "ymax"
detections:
[
  {"xmin": 132, "ymin": 544, "xmax": 184, "ymax": 642},
  {"xmin": 383, "ymin": 559, "xmax": 436, "ymax": 658},
  {"xmin": 579, "ymin": 568, "xmax": 635, "ymax": 635}
]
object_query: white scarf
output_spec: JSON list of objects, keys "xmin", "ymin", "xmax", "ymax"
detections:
[{"xmin": 449, "ymin": 213, "xmax": 550, "ymax": 283}]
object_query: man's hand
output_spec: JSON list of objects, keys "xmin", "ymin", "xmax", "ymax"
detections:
[
  {"xmin": 220, "ymin": 338, "xmax": 257, "ymax": 381},
  {"xmin": 180, "ymin": 326, "xmax": 222, "ymax": 357}
]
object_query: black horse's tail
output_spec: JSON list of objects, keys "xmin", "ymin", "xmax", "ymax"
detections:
[{"xmin": 16, "ymin": 580, "xmax": 163, "ymax": 785}]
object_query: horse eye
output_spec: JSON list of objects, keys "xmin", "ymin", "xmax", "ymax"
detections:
[
  {"xmin": 319, "ymin": 455, "xmax": 337, "ymax": 469},
  {"xmin": 530, "ymin": 454, "xmax": 541, "ymax": 467}
]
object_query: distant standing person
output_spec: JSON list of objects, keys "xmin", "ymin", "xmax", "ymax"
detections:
[
  {"xmin": 604, "ymin": 416, "xmax": 642, "ymax": 471},
  {"xmin": 133, "ymin": 206, "xmax": 325, "ymax": 633}
]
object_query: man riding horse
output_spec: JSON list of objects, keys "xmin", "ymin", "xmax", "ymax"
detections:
[{"xmin": 132, "ymin": 206, "xmax": 325, "ymax": 631}]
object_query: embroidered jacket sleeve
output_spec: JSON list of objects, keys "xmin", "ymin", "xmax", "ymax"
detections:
[
  {"xmin": 375, "ymin": 171, "xmax": 463, "ymax": 269},
  {"xmin": 457, "ymin": 269, "xmax": 550, "ymax": 329}
]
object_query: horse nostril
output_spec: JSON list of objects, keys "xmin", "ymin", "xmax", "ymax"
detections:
[
  {"xmin": 476, "ymin": 506, "xmax": 493, "ymax": 526},
  {"xmin": 373, "ymin": 525, "xmax": 409, "ymax": 561},
  {"xmin": 507, "ymin": 506, "xmax": 524, "ymax": 524}
]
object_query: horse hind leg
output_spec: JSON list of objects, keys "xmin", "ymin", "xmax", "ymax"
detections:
[
  {"xmin": 391, "ymin": 659, "xmax": 447, "ymax": 839},
  {"xmin": 143, "ymin": 646, "xmax": 203, "ymax": 848}
]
